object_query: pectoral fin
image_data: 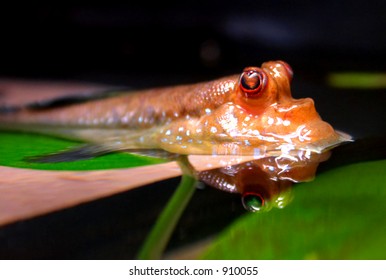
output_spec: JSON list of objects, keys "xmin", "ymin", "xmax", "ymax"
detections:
[
  {"xmin": 25, "ymin": 144, "xmax": 179, "ymax": 163},
  {"xmin": 25, "ymin": 144, "xmax": 118, "ymax": 163}
]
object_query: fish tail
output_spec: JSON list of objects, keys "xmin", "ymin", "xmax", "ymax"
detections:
[
  {"xmin": 0, "ymin": 104, "xmax": 22, "ymax": 115},
  {"xmin": 0, "ymin": 105, "xmax": 25, "ymax": 132},
  {"xmin": 0, "ymin": 106, "xmax": 55, "ymax": 136}
]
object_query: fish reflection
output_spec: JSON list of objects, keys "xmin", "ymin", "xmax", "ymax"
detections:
[{"xmin": 199, "ymin": 151, "xmax": 330, "ymax": 212}]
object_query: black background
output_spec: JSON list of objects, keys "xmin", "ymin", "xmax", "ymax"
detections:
[{"xmin": 1, "ymin": 1, "xmax": 385, "ymax": 84}]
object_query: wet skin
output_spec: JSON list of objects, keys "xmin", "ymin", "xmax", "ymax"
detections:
[{"xmin": 0, "ymin": 61, "xmax": 349, "ymax": 157}]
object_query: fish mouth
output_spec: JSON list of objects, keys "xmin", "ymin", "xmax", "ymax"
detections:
[{"xmin": 269, "ymin": 98, "xmax": 353, "ymax": 153}]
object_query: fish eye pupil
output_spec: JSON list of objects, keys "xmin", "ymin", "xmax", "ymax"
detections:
[
  {"xmin": 241, "ymin": 71, "xmax": 261, "ymax": 91},
  {"xmin": 242, "ymin": 192, "xmax": 265, "ymax": 212},
  {"xmin": 240, "ymin": 68, "xmax": 266, "ymax": 97}
]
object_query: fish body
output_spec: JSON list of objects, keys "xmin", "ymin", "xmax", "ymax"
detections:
[{"xmin": 0, "ymin": 61, "xmax": 350, "ymax": 157}]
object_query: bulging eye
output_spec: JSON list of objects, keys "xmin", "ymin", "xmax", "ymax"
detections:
[
  {"xmin": 278, "ymin": 60, "xmax": 294, "ymax": 80},
  {"xmin": 241, "ymin": 192, "xmax": 265, "ymax": 212},
  {"xmin": 240, "ymin": 68, "xmax": 267, "ymax": 98}
]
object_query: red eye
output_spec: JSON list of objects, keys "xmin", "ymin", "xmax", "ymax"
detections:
[{"xmin": 240, "ymin": 68, "xmax": 267, "ymax": 98}]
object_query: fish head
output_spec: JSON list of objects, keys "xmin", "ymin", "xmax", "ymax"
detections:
[
  {"xmin": 222, "ymin": 60, "xmax": 351, "ymax": 154},
  {"xmin": 156, "ymin": 61, "xmax": 351, "ymax": 155}
]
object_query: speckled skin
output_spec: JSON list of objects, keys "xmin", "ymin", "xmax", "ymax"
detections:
[{"xmin": 0, "ymin": 61, "xmax": 349, "ymax": 156}]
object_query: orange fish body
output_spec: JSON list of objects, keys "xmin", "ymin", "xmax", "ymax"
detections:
[{"xmin": 0, "ymin": 61, "xmax": 350, "ymax": 157}]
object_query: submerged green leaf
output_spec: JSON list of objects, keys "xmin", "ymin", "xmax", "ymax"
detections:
[
  {"xmin": 202, "ymin": 159, "xmax": 386, "ymax": 259},
  {"xmin": 0, "ymin": 131, "xmax": 165, "ymax": 170}
]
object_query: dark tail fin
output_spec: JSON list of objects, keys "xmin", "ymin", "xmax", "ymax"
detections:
[{"xmin": 25, "ymin": 144, "xmax": 118, "ymax": 163}]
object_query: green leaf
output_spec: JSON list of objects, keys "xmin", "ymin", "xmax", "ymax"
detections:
[
  {"xmin": 0, "ymin": 131, "xmax": 165, "ymax": 170},
  {"xmin": 328, "ymin": 72, "xmax": 386, "ymax": 89},
  {"xmin": 202, "ymin": 159, "xmax": 386, "ymax": 259}
]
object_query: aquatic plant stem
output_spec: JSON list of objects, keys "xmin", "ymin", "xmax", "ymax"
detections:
[{"xmin": 136, "ymin": 174, "xmax": 197, "ymax": 259}]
